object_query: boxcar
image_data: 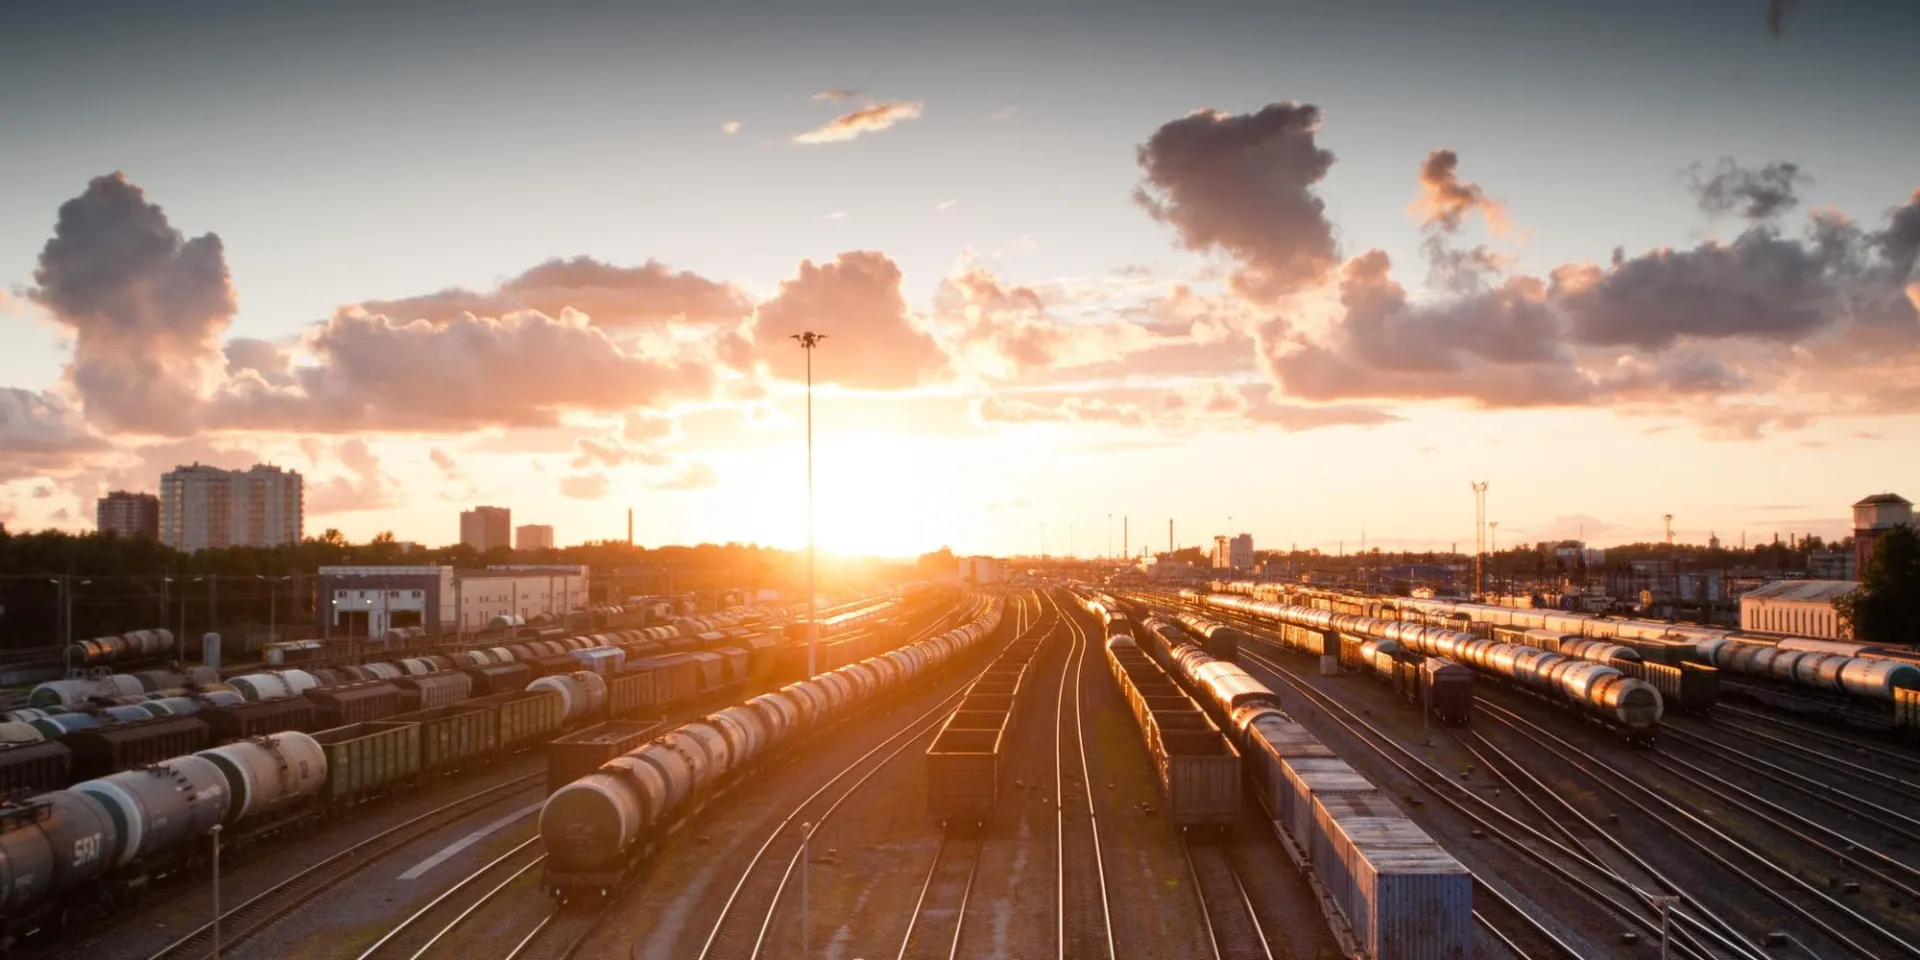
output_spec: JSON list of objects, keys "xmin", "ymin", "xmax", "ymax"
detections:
[
  {"xmin": 1419, "ymin": 658, "xmax": 1474, "ymax": 726},
  {"xmin": 603, "ymin": 670, "xmax": 657, "ymax": 720},
  {"xmin": 1311, "ymin": 794, "xmax": 1472, "ymax": 960},
  {"xmin": 0, "ymin": 741, "xmax": 73, "ymax": 794},
  {"xmin": 469, "ymin": 690, "xmax": 566, "ymax": 753},
  {"xmin": 392, "ymin": 672, "xmax": 474, "ymax": 712},
  {"xmin": 308, "ymin": 682, "xmax": 406, "ymax": 728},
  {"xmin": 62, "ymin": 716, "xmax": 212, "ymax": 781},
  {"xmin": 201, "ymin": 696, "xmax": 316, "ymax": 741},
  {"xmin": 462, "ymin": 662, "xmax": 533, "ymax": 697},
  {"xmin": 545, "ymin": 720, "xmax": 668, "ymax": 794},
  {"xmin": 388, "ymin": 703, "xmax": 497, "ymax": 778},
  {"xmin": 313, "ymin": 721, "xmax": 422, "ymax": 808},
  {"xmin": 631, "ymin": 654, "xmax": 702, "ymax": 706}
]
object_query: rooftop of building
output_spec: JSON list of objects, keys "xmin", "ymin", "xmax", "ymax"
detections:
[
  {"xmin": 1854, "ymin": 492, "xmax": 1911, "ymax": 506},
  {"xmin": 1742, "ymin": 579, "xmax": 1856, "ymax": 603}
]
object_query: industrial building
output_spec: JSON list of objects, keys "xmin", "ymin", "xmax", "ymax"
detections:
[
  {"xmin": 160, "ymin": 463, "xmax": 303, "ymax": 552},
  {"xmin": 1211, "ymin": 534, "xmax": 1253, "ymax": 571},
  {"xmin": 958, "ymin": 556, "xmax": 1005, "ymax": 584},
  {"xmin": 316, "ymin": 563, "xmax": 589, "ymax": 637},
  {"xmin": 460, "ymin": 505, "xmax": 512, "ymax": 551},
  {"xmin": 1739, "ymin": 579, "xmax": 1855, "ymax": 639},
  {"xmin": 1853, "ymin": 492, "xmax": 1912, "ymax": 573},
  {"xmin": 516, "ymin": 523, "xmax": 555, "ymax": 550},
  {"xmin": 96, "ymin": 490, "xmax": 159, "ymax": 540}
]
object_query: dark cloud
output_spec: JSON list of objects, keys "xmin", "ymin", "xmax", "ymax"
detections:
[
  {"xmin": 793, "ymin": 101, "xmax": 922, "ymax": 144},
  {"xmin": 1768, "ymin": 0, "xmax": 1794, "ymax": 39},
  {"xmin": 1684, "ymin": 159, "xmax": 1810, "ymax": 220},
  {"xmin": 0, "ymin": 388, "xmax": 106, "ymax": 479},
  {"xmin": 215, "ymin": 308, "xmax": 715, "ymax": 432},
  {"xmin": 28, "ymin": 173, "xmax": 235, "ymax": 434},
  {"xmin": 1264, "ymin": 249, "xmax": 1756, "ymax": 408},
  {"xmin": 1134, "ymin": 103, "xmax": 1339, "ymax": 302},
  {"xmin": 751, "ymin": 252, "xmax": 949, "ymax": 389},
  {"xmin": 1413, "ymin": 150, "xmax": 1507, "ymax": 233},
  {"xmin": 1557, "ymin": 227, "xmax": 1839, "ymax": 348},
  {"xmin": 360, "ymin": 256, "xmax": 751, "ymax": 328}
]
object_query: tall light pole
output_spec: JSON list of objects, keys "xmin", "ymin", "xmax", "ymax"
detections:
[
  {"xmin": 792, "ymin": 331, "xmax": 827, "ymax": 678},
  {"xmin": 1470, "ymin": 481, "xmax": 1489, "ymax": 598}
]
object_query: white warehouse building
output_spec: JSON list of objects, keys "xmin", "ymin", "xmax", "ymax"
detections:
[
  {"xmin": 1738, "ymin": 579, "xmax": 1855, "ymax": 640},
  {"xmin": 316, "ymin": 564, "xmax": 590, "ymax": 637}
]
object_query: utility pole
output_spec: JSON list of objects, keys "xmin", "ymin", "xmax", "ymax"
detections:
[
  {"xmin": 1107, "ymin": 513, "xmax": 1112, "ymax": 560},
  {"xmin": 792, "ymin": 331, "xmax": 826, "ymax": 678}
]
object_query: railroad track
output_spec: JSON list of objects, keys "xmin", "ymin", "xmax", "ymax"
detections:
[
  {"xmin": 503, "ymin": 907, "xmax": 606, "ymax": 960},
  {"xmin": 1479, "ymin": 700, "xmax": 1920, "ymax": 960},
  {"xmin": 1213, "ymin": 628, "xmax": 1756, "ymax": 960},
  {"xmin": 354, "ymin": 836, "xmax": 544, "ymax": 959},
  {"xmin": 1660, "ymin": 722, "xmax": 1920, "ymax": 852},
  {"xmin": 145, "ymin": 772, "xmax": 545, "ymax": 960},
  {"xmin": 691, "ymin": 602, "xmax": 1009, "ymax": 960},
  {"xmin": 893, "ymin": 830, "xmax": 986, "ymax": 960},
  {"xmin": 1048, "ymin": 591, "xmax": 1115, "ymax": 960},
  {"xmin": 1710, "ymin": 703, "xmax": 1920, "ymax": 770},
  {"xmin": 1180, "ymin": 838, "xmax": 1272, "ymax": 960},
  {"xmin": 1169, "ymin": 601, "xmax": 1729, "ymax": 954}
]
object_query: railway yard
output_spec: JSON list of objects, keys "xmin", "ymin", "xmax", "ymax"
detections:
[{"xmin": 0, "ymin": 583, "xmax": 1915, "ymax": 959}]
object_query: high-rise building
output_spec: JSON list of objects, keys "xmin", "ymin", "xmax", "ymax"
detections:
[
  {"xmin": 160, "ymin": 464, "xmax": 304, "ymax": 552},
  {"xmin": 1212, "ymin": 533, "xmax": 1254, "ymax": 570},
  {"xmin": 1229, "ymin": 533, "xmax": 1254, "ymax": 571},
  {"xmin": 1852, "ymin": 493, "xmax": 1912, "ymax": 575},
  {"xmin": 461, "ymin": 506, "xmax": 512, "ymax": 551},
  {"xmin": 516, "ymin": 524, "xmax": 555, "ymax": 550},
  {"xmin": 97, "ymin": 490, "xmax": 160, "ymax": 539}
]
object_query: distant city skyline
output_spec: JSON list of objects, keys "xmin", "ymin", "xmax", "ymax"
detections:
[{"xmin": 1, "ymin": 1, "xmax": 1915, "ymax": 557}]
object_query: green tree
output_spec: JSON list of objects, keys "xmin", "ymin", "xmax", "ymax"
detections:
[{"xmin": 1835, "ymin": 525, "xmax": 1920, "ymax": 648}]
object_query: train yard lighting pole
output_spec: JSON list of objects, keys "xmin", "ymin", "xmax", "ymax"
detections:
[
  {"xmin": 801, "ymin": 821, "xmax": 813, "ymax": 958},
  {"xmin": 210, "ymin": 824, "xmax": 223, "ymax": 959},
  {"xmin": 1652, "ymin": 895, "xmax": 1679, "ymax": 959},
  {"xmin": 792, "ymin": 331, "xmax": 826, "ymax": 678}
]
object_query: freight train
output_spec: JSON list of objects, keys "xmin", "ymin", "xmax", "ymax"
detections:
[
  {"xmin": 1214, "ymin": 581, "xmax": 1918, "ymax": 705},
  {"xmin": 539, "ymin": 597, "xmax": 1007, "ymax": 897},
  {"xmin": 0, "ymin": 597, "xmax": 952, "ymax": 944},
  {"xmin": 1109, "ymin": 600, "xmax": 1472, "ymax": 959},
  {"xmin": 1198, "ymin": 594, "xmax": 1665, "ymax": 740},
  {"xmin": 1, "ymin": 599, "xmax": 922, "ymax": 795}
]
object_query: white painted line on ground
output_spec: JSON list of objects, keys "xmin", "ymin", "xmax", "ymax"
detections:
[{"xmin": 398, "ymin": 801, "xmax": 542, "ymax": 881}]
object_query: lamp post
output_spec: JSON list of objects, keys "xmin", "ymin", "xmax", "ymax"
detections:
[{"xmin": 791, "ymin": 331, "xmax": 826, "ymax": 678}]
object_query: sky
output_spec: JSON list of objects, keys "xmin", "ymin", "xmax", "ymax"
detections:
[{"xmin": 2, "ymin": 0, "xmax": 1917, "ymax": 557}]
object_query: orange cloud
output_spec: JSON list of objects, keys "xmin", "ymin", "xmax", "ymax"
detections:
[
  {"xmin": 793, "ymin": 101, "xmax": 923, "ymax": 144},
  {"xmin": 360, "ymin": 256, "xmax": 751, "ymax": 328},
  {"xmin": 750, "ymin": 252, "xmax": 950, "ymax": 390},
  {"xmin": 1412, "ymin": 150, "xmax": 1510, "ymax": 234}
]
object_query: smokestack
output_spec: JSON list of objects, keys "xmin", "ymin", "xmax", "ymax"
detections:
[
  {"xmin": 1168, "ymin": 519, "xmax": 1173, "ymax": 555},
  {"xmin": 627, "ymin": 508, "xmax": 633, "ymax": 545},
  {"xmin": 1123, "ymin": 516, "xmax": 1128, "ymax": 559}
]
